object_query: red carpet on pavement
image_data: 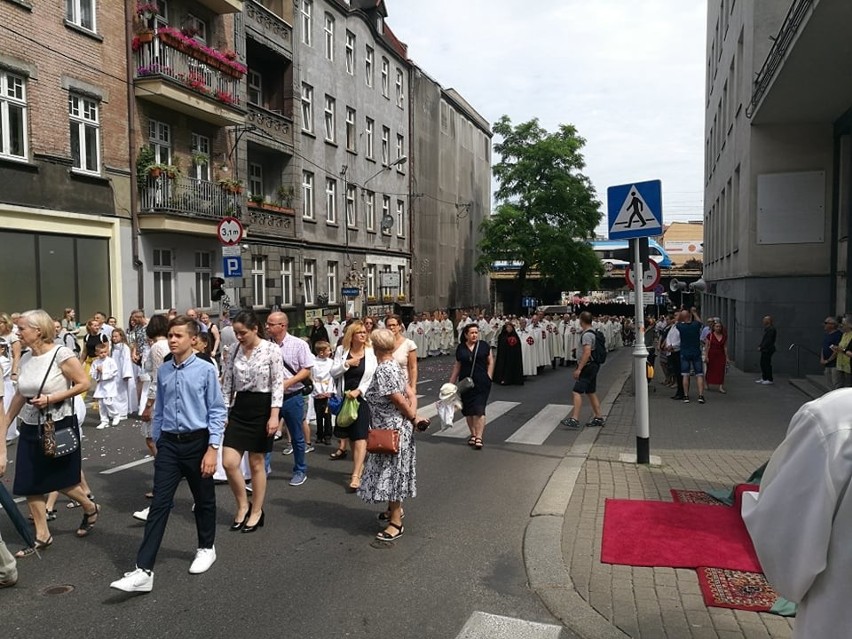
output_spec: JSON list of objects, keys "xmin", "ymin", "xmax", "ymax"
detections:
[
  {"xmin": 697, "ymin": 567, "xmax": 780, "ymax": 612},
  {"xmin": 670, "ymin": 489, "xmax": 725, "ymax": 506},
  {"xmin": 600, "ymin": 498, "xmax": 762, "ymax": 572}
]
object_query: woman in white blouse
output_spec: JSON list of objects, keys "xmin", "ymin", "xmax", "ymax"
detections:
[
  {"xmin": 386, "ymin": 315, "xmax": 430, "ymax": 431},
  {"xmin": 221, "ymin": 310, "xmax": 284, "ymax": 533}
]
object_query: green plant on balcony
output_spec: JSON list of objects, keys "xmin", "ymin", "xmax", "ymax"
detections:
[
  {"xmin": 136, "ymin": 145, "xmax": 156, "ymax": 184},
  {"xmin": 218, "ymin": 178, "xmax": 244, "ymax": 194},
  {"xmin": 276, "ymin": 185, "xmax": 295, "ymax": 208},
  {"xmin": 191, "ymin": 151, "xmax": 209, "ymax": 167},
  {"xmin": 248, "ymin": 193, "xmax": 266, "ymax": 205}
]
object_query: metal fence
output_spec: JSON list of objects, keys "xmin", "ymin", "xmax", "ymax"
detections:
[{"xmin": 139, "ymin": 175, "xmax": 242, "ymax": 219}]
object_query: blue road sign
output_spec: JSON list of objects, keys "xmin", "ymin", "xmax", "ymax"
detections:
[
  {"xmin": 341, "ymin": 287, "xmax": 360, "ymax": 297},
  {"xmin": 607, "ymin": 179, "xmax": 662, "ymax": 240},
  {"xmin": 223, "ymin": 256, "xmax": 243, "ymax": 278}
]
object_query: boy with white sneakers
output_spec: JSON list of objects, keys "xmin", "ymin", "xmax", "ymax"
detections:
[
  {"xmin": 90, "ymin": 341, "xmax": 120, "ymax": 428},
  {"xmin": 110, "ymin": 316, "xmax": 226, "ymax": 593}
]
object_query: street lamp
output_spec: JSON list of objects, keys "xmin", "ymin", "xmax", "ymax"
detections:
[{"xmin": 363, "ymin": 155, "xmax": 407, "ymax": 189}]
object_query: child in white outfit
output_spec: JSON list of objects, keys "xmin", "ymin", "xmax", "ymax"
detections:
[{"xmin": 90, "ymin": 342, "xmax": 120, "ymax": 429}]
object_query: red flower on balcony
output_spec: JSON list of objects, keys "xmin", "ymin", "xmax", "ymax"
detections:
[
  {"xmin": 215, "ymin": 89, "xmax": 236, "ymax": 105},
  {"xmin": 156, "ymin": 27, "xmax": 247, "ymax": 77}
]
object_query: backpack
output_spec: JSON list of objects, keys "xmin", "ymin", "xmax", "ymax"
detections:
[
  {"xmin": 63, "ymin": 331, "xmax": 81, "ymax": 355},
  {"xmin": 584, "ymin": 329, "xmax": 607, "ymax": 365}
]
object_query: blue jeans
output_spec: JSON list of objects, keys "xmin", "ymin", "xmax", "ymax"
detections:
[{"xmin": 281, "ymin": 393, "xmax": 306, "ymax": 474}]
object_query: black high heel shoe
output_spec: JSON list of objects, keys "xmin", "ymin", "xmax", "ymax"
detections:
[
  {"xmin": 229, "ymin": 510, "xmax": 250, "ymax": 532},
  {"xmin": 242, "ymin": 510, "xmax": 265, "ymax": 533}
]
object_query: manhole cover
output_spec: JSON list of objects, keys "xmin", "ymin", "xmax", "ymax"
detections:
[{"xmin": 41, "ymin": 584, "xmax": 75, "ymax": 596}]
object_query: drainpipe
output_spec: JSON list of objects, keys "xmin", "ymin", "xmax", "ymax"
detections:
[{"xmin": 125, "ymin": 0, "xmax": 144, "ymax": 310}]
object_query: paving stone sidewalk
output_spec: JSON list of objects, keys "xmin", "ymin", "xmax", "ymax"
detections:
[{"xmin": 563, "ymin": 367, "xmax": 809, "ymax": 639}]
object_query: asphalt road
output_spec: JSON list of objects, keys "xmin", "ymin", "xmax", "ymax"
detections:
[{"xmin": 1, "ymin": 348, "xmax": 631, "ymax": 639}]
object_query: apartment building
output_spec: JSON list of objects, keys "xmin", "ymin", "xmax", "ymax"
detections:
[
  {"xmin": 410, "ymin": 68, "xmax": 491, "ymax": 311},
  {"xmin": 702, "ymin": 0, "xmax": 848, "ymax": 374},
  {"xmin": 0, "ymin": 0, "xmax": 130, "ymax": 318}
]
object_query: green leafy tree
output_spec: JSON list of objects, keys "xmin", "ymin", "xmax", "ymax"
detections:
[{"xmin": 477, "ymin": 116, "xmax": 603, "ymax": 312}]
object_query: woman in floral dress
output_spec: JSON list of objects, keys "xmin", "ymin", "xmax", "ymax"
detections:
[{"xmin": 357, "ymin": 329, "xmax": 417, "ymax": 542}]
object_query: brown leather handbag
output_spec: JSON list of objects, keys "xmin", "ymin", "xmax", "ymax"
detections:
[{"xmin": 366, "ymin": 429, "xmax": 400, "ymax": 455}]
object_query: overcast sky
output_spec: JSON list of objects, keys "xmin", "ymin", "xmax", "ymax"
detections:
[{"xmin": 389, "ymin": 0, "xmax": 707, "ymax": 233}]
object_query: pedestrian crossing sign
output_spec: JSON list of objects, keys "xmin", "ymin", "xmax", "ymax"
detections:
[{"xmin": 607, "ymin": 180, "xmax": 662, "ymax": 240}]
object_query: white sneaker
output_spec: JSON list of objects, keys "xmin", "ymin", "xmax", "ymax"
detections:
[
  {"xmin": 111, "ymin": 416, "xmax": 122, "ymax": 426},
  {"xmin": 133, "ymin": 506, "xmax": 149, "ymax": 522},
  {"xmin": 96, "ymin": 422, "xmax": 109, "ymax": 430},
  {"xmin": 188, "ymin": 547, "xmax": 216, "ymax": 574},
  {"xmin": 761, "ymin": 380, "xmax": 774, "ymax": 385},
  {"xmin": 110, "ymin": 567, "xmax": 153, "ymax": 593}
]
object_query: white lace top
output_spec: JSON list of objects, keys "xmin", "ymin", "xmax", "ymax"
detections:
[{"xmin": 17, "ymin": 346, "xmax": 77, "ymax": 424}]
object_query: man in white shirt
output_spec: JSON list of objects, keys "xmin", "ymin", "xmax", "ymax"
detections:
[
  {"xmin": 742, "ymin": 389, "xmax": 852, "ymax": 639},
  {"xmin": 664, "ymin": 322, "xmax": 684, "ymax": 400}
]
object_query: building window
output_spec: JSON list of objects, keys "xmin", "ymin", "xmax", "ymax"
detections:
[
  {"xmin": 396, "ymin": 199, "xmax": 405, "ymax": 237},
  {"xmin": 365, "ymin": 117, "xmax": 374, "ymax": 159},
  {"xmin": 325, "ymin": 177, "xmax": 337, "ymax": 224},
  {"xmin": 300, "ymin": 0, "xmax": 312, "ymax": 46},
  {"xmin": 194, "ymin": 251, "xmax": 212, "ymax": 308},
  {"xmin": 365, "ymin": 45, "xmax": 374, "ymax": 87},
  {"xmin": 68, "ymin": 94, "xmax": 100, "ymax": 174},
  {"xmin": 184, "ymin": 13, "xmax": 207, "ymax": 43},
  {"xmin": 251, "ymin": 256, "xmax": 266, "ymax": 307},
  {"xmin": 248, "ymin": 70, "xmax": 262, "ymax": 105},
  {"xmin": 395, "ymin": 134, "xmax": 404, "ymax": 167},
  {"xmin": 281, "ymin": 257, "xmax": 294, "ymax": 306},
  {"xmin": 397, "ymin": 265, "xmax": 405, "ymax": 298},
  {"xmin": 190, "ymin": 132, "xmax": 210, "ymax": 181},
  {"xmin": 152, "ymin": 249, "xmax": 174, "ymax": 312},
  {"xmin": 345, "ymin": 31, "xmax": 355, "ymax": 75},
  {"xmin": 0, "ymin": 71, "xmax": 27, "ymax": 160},
  {"xmin": 365, "ymin": 191, "xmax": 375, "ymax": 231},
  {"xmin": 302, "ymin": 171, "xmax": 314, "ymax": 219},
  {"xmin": 381, "ymin": 126, "xmax": 390, "ymax": 165},
  {"xmin": 345, "ymin": 107, "xmax": 356, "ymax": 152},
  {"xmin": 346, "ymin": 185, "xmax": 357, "ymax": 227},
  {"xmin": 249, "ymin": 162, "xmax": 263, "ymax": 199},
  {"xmin": 395, "ymin": 68, "xmax": 404, "ymax": 108},
  {"xmin": 324, "ymin": 95, "xmax": 336, "ymax": 143},
  {"xmin": 327, "ymin": 261, "xmax": 338, "ymax": 304},
  {"xmin": 148, "ymin": 119, "xmax": 171, "ymax": 165},
  {"xmin": 381, "ymin": 195, "xmax": 391, "ymax": 235},
  {"xmin": 301, "ymin": 83, "xmax": 313, "ymax": 133},
  {"xmin": 381, "ymin": 57, "xmax": 389, "ymax": 98},
  {"xmin": 366, "ymin": 264, "xmax": 376, "ymax": 298},
  {"xmin": 66, "ymin": 0, "xmax": 96, "ymax": 32},
  {"xmin": 304, "ymin": 259, "xmax": 316, "ymax": 305},
  {"xmin": 323, "ymin": 13, "xmax": 334, "ymax": 61}
]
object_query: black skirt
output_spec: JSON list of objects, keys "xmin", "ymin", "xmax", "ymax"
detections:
[
  {"xmin": 14, "ymin": 419, "xmax": 82, "ymax": 496},
  {"xmin": 223, "ymin": 391, "xmax": 274, "ymax": 453},
  {"xmin": 333, "ymin": 396, "xmax": 370, "ymax": 441}
]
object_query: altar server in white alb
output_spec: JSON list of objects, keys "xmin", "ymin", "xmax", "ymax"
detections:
[
  {"xmin": 90, "ymin": 341, "xmax": 120, "ymax": 428},
  {"xmin": 741, "ymin": 389, "xmax": 852, "ymax": 639}
]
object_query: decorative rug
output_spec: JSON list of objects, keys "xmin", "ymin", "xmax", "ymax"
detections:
[
  {"xmin": 600, "ymin": 498, "xmax": 762, "ymax": 572},
  {"xmin": 670, "ymin": 489, "xmax": 725, "ymax": 506},
  {"xmin": 697, "ymin": 567, "xmax": 779, "ymax": 612}
]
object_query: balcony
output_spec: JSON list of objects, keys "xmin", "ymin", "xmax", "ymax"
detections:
[
  {"xmin": 133, "ymin": 30, "xmax": 246, "ymax": 126},
  {"xmin": 246, "ymin": 0, "xmax": 293, "ymax": 58},
  {"xmin": 195, "ymin": 0, "xmax": 243, "ymax": 14},
  {"xmin": 246, "ymin": 201, "xmax": 296, "ymax": 240},
  {"xmin": 139, "ymin": 174, "xmax": 244, "ymax": 224},
  {"xmin": 246, "ymin": 103, "xmax": 294, "ymax": 153}
]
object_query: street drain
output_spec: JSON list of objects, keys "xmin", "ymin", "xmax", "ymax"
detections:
[{"xmin": 41, "ymin": 584, "xmax": 75, "ymax": 596}]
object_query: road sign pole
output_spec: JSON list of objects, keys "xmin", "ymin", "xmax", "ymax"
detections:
[{"xmin": 632, "ymin": 238, "xmax": 650, "ymax": 464}]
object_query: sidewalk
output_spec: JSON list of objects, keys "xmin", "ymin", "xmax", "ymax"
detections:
[{"xmin": 561, "ymin": 365, "xmax": 807, "ymax": 639}]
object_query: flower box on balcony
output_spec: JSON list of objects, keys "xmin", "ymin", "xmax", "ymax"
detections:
[
  {"xmin": 156, "ymin": 27, "xmax": 247, "ymax": 78},
  {"xmin": 247, "ymin": 200, "xmax": 295, "ymax": 215},
  {"xmin": 218, "ymin": 178, "xmax": 244, "ymax": 194}
]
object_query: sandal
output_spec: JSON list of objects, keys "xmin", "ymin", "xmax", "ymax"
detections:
[
  {"xmin": 473, "ymin": 437, "xmax": 483, "ymax": 450},
  {"xmin": 67, "ymin": 493, "xmax": 95, "ymax": 509},
  {"xmin": 76, "ymin": 504, "xmax": 100, "ymax": 538},
  {"xmin": 15, "ymin": 536, "xmax": 53, "ymax": 558},
  {"xmin": 329, "ymin": 449, "xmax": 348, "ymax": 460},
  {"xmin": 375, "ymin": 522, "xmax": 404, "ymax": 541},
  {"xmin": 348, "ymin": 474, "xmax": 361, "ymax": 490},
  {"xmin": 377, "ymin": 510, "xmax": 405, "ymax": 522},
  {"xmin": 467, "ymin": 435, "xmax": 476, "ymax": 447}
]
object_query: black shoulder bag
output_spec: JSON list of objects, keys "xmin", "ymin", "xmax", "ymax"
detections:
[{"xmin": 37, "ymin": 347, "xmax": 80, "ymax": 458}]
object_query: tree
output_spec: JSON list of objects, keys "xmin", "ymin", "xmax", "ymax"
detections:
[{"xmin": 477, "ymin": 116, "xmax": 603, "ymax": 312}]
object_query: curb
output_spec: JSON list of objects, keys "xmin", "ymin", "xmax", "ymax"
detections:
[{"xmin": 523, "ymin": 363, "xmax": 633, "ymax": 639}]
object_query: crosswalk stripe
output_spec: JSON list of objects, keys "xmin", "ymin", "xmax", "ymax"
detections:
[
  {"xmin": 419, "ymin": 401, "xmax": 438, "ymax": 420},
  {"xmin": 505, "ymin": 403, "xmax": 570, "ymax": 446},
  {"xmin": 455, "ymin": 611, "xmax": 562, "ymax": 638},
  {"xmin": 433, "ymin": 401, "xmax": 520, "ymax": 439}
]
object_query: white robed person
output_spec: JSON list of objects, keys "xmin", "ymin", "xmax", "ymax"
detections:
[
  {"xmin": 407, "ymin": 316, "xmax": 428, "ymax": 359},
  {"xmin": 529, "ymin": 318, "xmax": 549, "ymax": 369},
  {"xmin": 517, "ymin": 319, "xmax": 538, "ymax": 377},
  {"xmin": 439, "ymin": 313, "xmax": 454, "ymax": 355},
  {"xmin": 426, "ymin": 313, "xmax": 442, "ymax": 357},
  {"xmin": 545, "ymin": 316, "xmax": 563, "ymax": 366},
  {"xmin": 742, "ymin": 389, "xmax": 852, "ymax": 639}
]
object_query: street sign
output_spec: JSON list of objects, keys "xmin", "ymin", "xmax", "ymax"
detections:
[
  {"xmin": 216, "ymin": 216, "xmax": 244, "ymax": 246},
  {"xmin": 380, "ymin": 272, "xmax": 400, "ymax": 288},
  {"xmin": 224, "ymin": 277, "xmax": 241, "ymax": 287},
  {"xmin": 627, "ymin": 292, "xmax": 655, "ymax": 305},
  {"xmin": 223, "ymin": 256, "xmax": 243, "ymax": 278},
  {"xmin": 607, "ymin": 180, "xmax": 662, "ymax": 240},
  {"xmin": 222, "ymin": 245, "xmax": 241, "ymax": 257},
  {"xmin": 624, "ymin": 260, "xmax": 661, "ymax": 292},
  {"xmin": 341, "ymin": 287, "xmax": 360, "ymax": 297}
]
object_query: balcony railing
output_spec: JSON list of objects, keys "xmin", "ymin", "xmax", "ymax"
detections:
[
  {"xmin": 747, "ymin": 0, "xmax": 814, "ymax": 119},
  {"xmin": 246, "ymin": 0, "xmax": 293, "ymax": 56},
  {"xmin": 139, "ymin": 175, "xmax": 243, "ymax": 220},
  {"xmin": 134, "ymin": 31, "xmax": 244, "ymax": 110},
  {"xmin": 247, "ymin": 103, "xmax": 294, "ymax": 150}
]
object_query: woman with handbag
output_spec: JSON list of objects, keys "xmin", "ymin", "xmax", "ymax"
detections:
[
  {"xmin": 357, "ymin": 329, "xmax": 417, "ymax": 542},
  {"xmin": 386, "ymin": 315, "xmax": 430, "ymax": 430},
  {"xmin": 449, "ymin": 324, "xmax": 494, "ymax": 450},
  {"xmin": 329, "ymin": 321, "xmax": 376, "ymax": 490},
  {"xmin": 221, "ymin": 310, "xmax": 284, "ymax": 533},
  {"xmin": 0, "ymin": 310, "xmax": 99, "ymax": 557}
]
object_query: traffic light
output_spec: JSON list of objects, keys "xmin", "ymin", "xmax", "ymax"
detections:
[{"xmin": 211, "ymin": 277, "xmax": 225, "ymax": 302}]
